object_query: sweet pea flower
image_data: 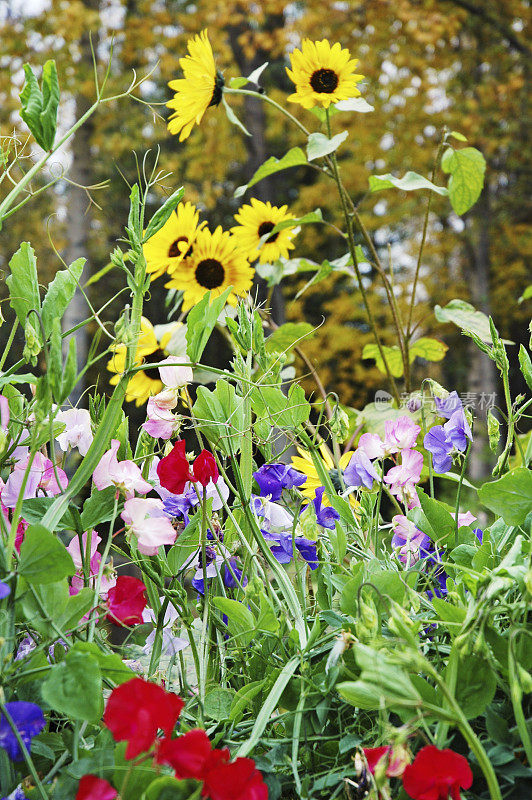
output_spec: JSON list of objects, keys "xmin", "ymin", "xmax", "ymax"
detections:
[
  {"xmin": 343, "ymin": 449, "xmax": 380, "ymax": 490},
  {"xmin": 384, "ymin": 416, "xmax": 420, "ymax": 453},
  {"xmin": 253, "ymin": 463, "xmax": 306, "ymax": 501},
  {"xmin": 312, "ymin": 487, "xmax": 340, "ymax": 529},
  {"xmin": 444, "ymin": 408, "xmax": 472, "ymax": 452},
  {"xmin": 0, "ymin": 395, "xmax": 9, "ymax": 449},
  {"xmin": 384, "ymin": 449, "xmax": 423, "ymax": 493},
  {"xmin": 55, "ymin": 408, "xmax": 93, "ymax": 456},
  {"xmin": 364, "ymin": 744, "xmax": 409, "ymax": 778},
  {"xmin": 161, "ymin": 476, "xmax": 230, "ymax": 525},
  {"xmin": 0, "ymin": 581, "xmax": 10, "ymax": 599},
  {"xmin": 193, "ymin": 450, "xmax": 219, "ymax": 487},
  {"xmin": 92, "ymin": 440, "xmax": 151, "ymax": 498},
  {"xmin": 106, "ymin": 575, "xmax": 147, "ymax": 627},
  {"xmin": 391, "ymin": 515, "xmax": 431, "ymax": 566},
  {"xmin": 424, "ymin": 426, "xmax": 453, "ymax": 473},
  {"xmin": 190, "ymin": 541, "xmax": 246, "ymax": 595},
  {"xmin": 67, "ymin": 532, "xmax": 116, "ymax": 600},
  {"xmin": 157, "ymin": 440, "xmax": 194, "ymax": 495},
  {"xmin": 67, "ymin": 530, "xmax": 101, "ymax": 570},
  {"xmin": 158, "ymin": 355, "xmax": 193, "ymax": 388},
  {"xmin": 402, "ymin": 745, "xmax": 472, "ymax": 800},
  {"xmin": 1, "ymin": 452, "xmax": 68, "ymax": 509},
  {"xmin": 357, "ymin": 432, "xmax": 385, "ymax": 460},
  {"xmin": 103, "ymin": 677, "xmax": 184, "ymax": 760},
  {"xmin": 435, "ymin": 391, "xmax": 463, "ymax": 419},
  {"xmin": 0, "ymin": 702, "xmax": 45, "ymax": 761},
  {"xmin": 1, "ymin": 788, "xmax": 26, "ymax": 800},
  {"xmin": 76, "ymin": 776, "xmax": 117, "ymax": 800},
  {"xmin": 204, "ymin": 756, "xmax": 268, "ymax": 800},
  {"xmin": 143, "ymin": 393, "xmax": 179, "ymax": 440},
  {"xmin": 121, "ymin": 497, "xmax": 177, "ymax": 555},
  {"xmin": 262, "ymin": 529, "xmax": 318, "ymax": 570},
  {"xmin": 142, "ymin": 603, "xmax": 189, "ymax": 658}
]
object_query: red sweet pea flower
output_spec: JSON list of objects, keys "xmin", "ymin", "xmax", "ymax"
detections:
[
  {"xmin": 76, "ymin": 775, "xmax": 117, "ymax": 800},
  {"xmin": 193, "ymin": 450, "xmax": 219, "ymax": 488},
  {"xmin": 364, "ymin": 745, "xmax": 409, "ymax": 778},
  {"xmin": 106, "ymin": 575, "xmax": 147, "ymax": 626},
  {"xmin": 157, "ymin": 440, "xmax": 194, "ymax": 494},
  {"xmin": 156, "ymin": 728, "xmax": 229, "ymax": 780},
  {"xmin": 103, "ymin": 677, "xmax": 184, "ymax": 760},
  {"xmin": 402, "ymin": 746, "xmax": 473, "ymax": 800},
  {"xmin": 203, "ymin": 756, "xmax": 268, "ymax": 800}
]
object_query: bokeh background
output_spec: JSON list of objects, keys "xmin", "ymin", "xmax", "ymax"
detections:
[{"xmin": 0, "ymin": 0, "xmax": 530, "ymax": 480}]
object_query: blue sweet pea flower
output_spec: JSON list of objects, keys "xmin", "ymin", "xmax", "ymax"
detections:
[
  {"xmin": 1, "ymin": 789, "xmax": 27, "ymax": 800},
  {"xmin": 0, "ymin": 581, "xmax": 10, "ymax": 600},
  {"xmin": 343, "ymin": 449, "xmax": 379, "ymax": 489},
  {"xmin": 424, "ymin": 425, "xmax": 453, "ymax": 473},
  {"xmin": 253, "ymin": 464, "xmax": 305, "ymax": 501},
  {"xmin": 263, "ymin": 530, "xmax": 318, "ymax": 570},
  {"xmin": 435, "ymin": 391, "xmax": 463, "ymax": 419},
  {"xmin": 312, "ymin": 487, "xmax": 340, "ymax": 530},
  {"xmin": 0, "ymin": 702, "xmax": 45, "ymax": 761}
]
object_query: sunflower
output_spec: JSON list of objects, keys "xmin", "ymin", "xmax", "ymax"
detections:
[
  {"xmin": 167, "ymin": 30, "xmax": 224, "ymax": 141},
  {"xmin": 107, "ymin": 318, "xmax": 178, "ymax": 406},
  {"xmin": 291, "ymin": 444, "xmax": 359, "ymax": 509},
  {"xmin": 286, "ymin": 39, "xmax": 364, "ymax": 109},
  {"xmin": 143, "ymin": 202, "xmax": 205, "ymax": 281},
  {"xmin": 231, "ymin": 199, "xmax": 297, "ymax": 264},
  {"xmin": 165, "ymin": 226, "xmax": 254, "ymax": 313}
]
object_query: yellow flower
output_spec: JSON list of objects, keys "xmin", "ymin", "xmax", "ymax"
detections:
[
  {"xmin": 167, "ymin": 30, "xmax": 224, "ymax": 141},
  {"xmin": 143, "ymin": 202, "xmax": 206, "ymax": 281},
  {"xmin": 292, "ymin": 444, "xmax": 359, "ymax": 509},
  {"xmin": 286, "ymin": 39, "xmax": 364, "ymax": 109},
  {"xmin": 107, "ymin": 318, "xmax": 178, "ymax": 406},
  {"xmin": 166, "ymin": 226, "xmax": 254, "ymax": 313},
  {"xmin": 231, "ymin": 199, "xmax": 297, "ymax": 264}
]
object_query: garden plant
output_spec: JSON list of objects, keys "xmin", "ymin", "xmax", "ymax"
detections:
[{"xmin": 0, "ymin": 28, "xmax": 531, "ymax": 800}]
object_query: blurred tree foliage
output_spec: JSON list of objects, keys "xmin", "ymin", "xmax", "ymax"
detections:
[{"xmin": 0, "ymin": 0, "xmax": 529, "ymax": 447}]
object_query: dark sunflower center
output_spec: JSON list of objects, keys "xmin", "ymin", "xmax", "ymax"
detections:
[
  {"xmin": 142, "ymin": 347, "xmax": 166, "ymax": 368},
  {"xmin": 195, "ymin": 258, "xmax": 225, "ymax": 289},
  {"xmin": 310, "ymin": 68, "xmax": 339, "ymax": 94},
  {"xmin": 257, "ymin": 220, "xmax": 279, "ymax": 243},
  {"xmin": 209, "ymin": 71, "xmax": 225, "ymax": 108},
  {"xmin": 168, "ymin": 236, "xmax": 189, "ymax": 258},
  {"xmin": 328, "ymin": 468, "xmax": 343, "ymax": 493}
]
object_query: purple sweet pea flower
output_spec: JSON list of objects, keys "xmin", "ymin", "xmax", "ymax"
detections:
[
  {"xmin": 424, "ymin": 425, "xmax": 453, "ymax": 473},
  {"xmin": 444, "ymin": 408, "xmax": 472, "ymax": 452},
  {"xmin": 343, "ymin": 449, "xmax": 380, "ymax": 490},
  {"xmin": 0, "ymin": 581, "xmax": 10, "ymax": 599},
  {"xmin": 262, "ymin": 530, "xmax": 318, "ymax": 570},
  {"xmin": 435, "ymin": 391, "xmax": 463, "ymax": 419},
  {"xmin": 391, "ymin": 516, "xmax": 431, "ymax": 566},
  {"xmin": 0, "ymin": 702, "xmax": 45, "ymax": 761},
  {"xmin": 1, "ymin": 789, "xmax": 26, "ymax": 800},
  {"xmin": 312, "ymin": 487, "xmax": 340, "ymax": 530},
  {"xmin": 253, "ymin": 464, "xmax": 306, "ymax": 501}
]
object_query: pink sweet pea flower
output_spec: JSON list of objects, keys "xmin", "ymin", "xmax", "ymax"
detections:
[
  {"xmin": 384, "ymin": 449, "xmax": 423, "ymax": 492},
  {"xmin": 55, "ymin": 408, "xmax": 93, "ymax": 456},
  {"xmin": 143, "ymin": 393, "xmax": 179, "ymax": 440},
  {"xmin": 384, "ymin": 416, "xmax": 421, "ymax": 454},
  {"xmin": 121, "ymin": 497, "xmax": 177, "ymax": 555},
  {"xmin": 92, "ymin": 440, "xmax": 151, "ymax": 498},
  {"xmin": 67, "ymin": 531, "xmax": 116, "ymax": 602},
  {"xmin": 67, "ymin": 531, "xmax": 101, "ymax": 570},
  {"xmin": 1, "ymin": 452, "xmax": 68, "ymax": 508},
  {"xmin": 457, "ymin": 511, "xmax": 476, "ymax": 528},
  {"xmin": 358, "ymin": 432, "xmax": 385, "ymax": 460},
  {"xmin": 0, "ymin": 395, "xmax": 9, "ymax": 448},
  {"xmin": 158, "ymin": 356, "xmax": 193, "ymax": 389}
]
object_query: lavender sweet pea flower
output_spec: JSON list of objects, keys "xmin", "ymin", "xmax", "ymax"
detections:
[
  {"xmin": 0, "ymin": 581, "xmax": 10, "ymax": 599},
  {"xmin": 253, "ymin": 464, "xmax": 306, "ymax": 501},
  {"xmin": 343, "ymin": 449, "xmax": 380, "ymax": 490},
  {"xmin": 1, "ymin": 788, "xmax": 26, "ymax": 800},
  {"xmin": 424, "ymin": 426, "xmax": 453, "ymax": 473},
  {"xmin": 391, "ymin": 516, "xmax": 431, "ymax": 566},
  {"xmin": 222, "ymin": 557, "xmax": 248, "ymax": 590},
  {"xmin": 0, "ymin": 702, "xmax": 45, "ymax": 761},
  {"xmin": 263, "ymin": 530, "xmax": 318, "ymax": 570},
  {"xmin": 444, "ymin": 408, "xmax": 472, "ymax": 452},
  {"xmin": 435, "ymin": 391, "xmax": 463, "ymax": 419},
  {"xmin": 312, "ymin": 487, "xmax": 340, "ymax": 530}
]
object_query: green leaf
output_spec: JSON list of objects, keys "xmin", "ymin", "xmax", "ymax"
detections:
[
  {"xmin": 192, "ymin": 380, "xmax": 246, "ymax": 455},
  {"xmin": 417, "ymin": 490, "xmax": 456, "ymax": 546},
  {"xmin": 186, "ymin": 288, "xmax": 232, "ymax": 363},
  {"xmin": 19, "ymin": 60, "xmax": 60, "ymax": 151},
  {"xmin": 143, "ymin": 187, "xmax": 185, "ymax": 243},
  {"xmin": 434, "ymin": 299, "xmax": 513, "ymax": 344},
  {"xmin": 229, "ymin": 62, "xmax": 268, "ymax": 89},
  {"xmin": 369, "ymin": 171, "xmax": 448, "ymax": 196},
  {"xmin": 81, "ymin": 486, "xmax": 121, "ymax": 532},
  {"xmin": 453, "ymin": 654, "xmax": 496, "ymax": 719},
  {"xmin": 441, "ymin": 146, "xmax": 486, "ymax": 215},
  {"xmin": 41, "ymin": 650, "xmax": 103, "ymax": 721},
  {"xmin": 7, "ymin": 242, "xmax": 42, "ymax": 334},
  {"xmin": 518, "ymin": 345, "xmax": 532, "ymax": 392},
  {"xmin": 41, "ymin": 258, "xmax": 85, "ymax": 336},
  {"xmin": 362, "ymin": 343, "xmax": 404, "ymax": 377},
  {"xmin": 518, "ymin": 285, "xmax": 532, "ymax": 304},
  {"xmin": 114, "ymin": 743, "xmax": 159, "ymax": 800},
  {"xmin": 268, "ymin": 208, "xmax": 324, "ymax": 235},
  {"xmin": 251, "ymin": 383, "xmax": 310, "ymax": 428},
  {"xmin": 72, "ymin": 642, "xmax": 135, "ymax": 685},
  {"xmin": 204, "ymin": 688, "xmax": 236, "ymax": 721},
  {"xmin": 142, "ymin": 777, "xmax": 203, "ymax": 800},
  {"xmin": 18, "ymin": 524, "xmax": 75, "ymax": 584},
  {"xmin": 335, "ymin": 97, "xmax": 374, "ymax": 113},
  {"xmin": 222, "ymin": 95, "xmax": 250, "ymax": 136},
  {"xmin": 306, "ymin": 130, "xmax": 348, "ymax": 161},
  {"xmin": 166, "ymin": 514, "xmax": 201, "ymax": 573},
  {"xmin": 265, "ymin": 322, "xmax": 315, "ymax": 354},
  {"xmin": 18, "ymin": 578, "xmax": 69, "ymax": 637},
  {"xmin": 256, "ymin": 591, "xmax": 280, "ymax": 634},
  {"xmin": 212, "ymin": 597, "xmax": 255, "ymax": 647},
  {"xmin": 478, "ymin": 467, "xmax": 532, "ymax": 525},
  {"xmin": 21, "ymin": 498, "xmax": 78, "ymax": 531},
  {"xmin": 448, "ymin": 131, "xmax": 468, "ymax": 142},
  {"xmin": 234, "ymin": 147, "xmax": 307, "ymax": 198},
  {"xmin": 409, "ymin": 337, "xmax": 448, "ymax": 363}
]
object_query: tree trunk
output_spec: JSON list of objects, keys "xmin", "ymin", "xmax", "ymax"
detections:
[{"xmin": 61, "ymin": 0, "xmax": 100, "ymax": 407}]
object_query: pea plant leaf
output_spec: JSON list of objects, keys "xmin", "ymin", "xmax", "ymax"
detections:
[
  {"xmin": 441, "ymin": 146, "xmax": 486, "ymax": 215},
  {"xmin": 434, "ymin": 299, "xmax": 513, "ymax": 344},
  {"xmin": 19, "ymin": 60, "xmax": 60, "ymax": 151},
  {"xmin": 7, "ymin": 242, "xmax": 42, "ymax": 337},
  {"xmin": 143, "ymin": 186, "xmax": 185, "ymax": 243},
  {"xmin": 41, "ymin": 258, "xmax": 85, "ymax": 336}
]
